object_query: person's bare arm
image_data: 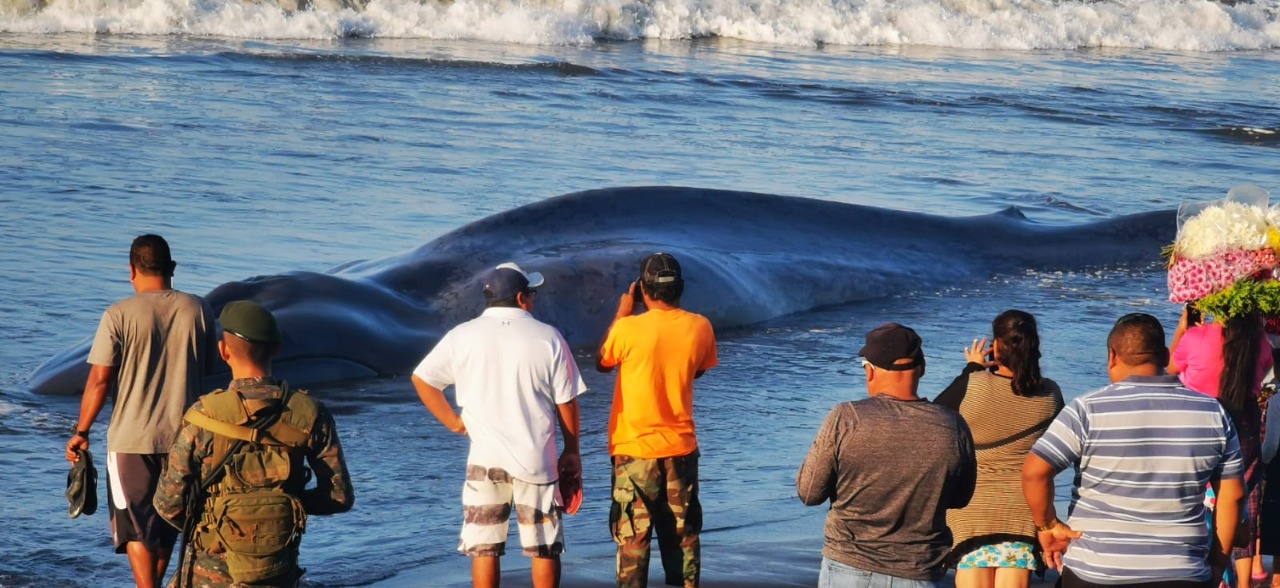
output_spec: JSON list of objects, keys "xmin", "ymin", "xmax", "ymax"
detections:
[
  {"xmin": 556, "ymin": 399, "xmax": 581, "ymax": 454},
  {"xmin": 1167, "ymin": 305, "xmax": 1193, "ymax": 375},
  {"xmin": 556, "ymin": 398, "xmax": 581, "ymax": 477},
  {"xmin": 65, "ymin": 364, "xmax": 115, "ymax": 462},
  {"xmin": 1022, "ymin": 453, "xmax": 1081, "ymax": 571},
  {"xmin": 596, "ymin": 282, "xmax": 638, "ymax": 373},
  {"xmin": 412, "ymin": 375, "xmax": 465, "ymax": 434},
  {"xmin": 1210, "ymin": 475, "xmax": 1244, "ymax": 579}
]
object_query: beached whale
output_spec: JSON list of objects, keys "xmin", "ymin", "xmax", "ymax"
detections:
[{"xmin": 28, "ymin": 186, "xmax": 1174, "ymax": 395}]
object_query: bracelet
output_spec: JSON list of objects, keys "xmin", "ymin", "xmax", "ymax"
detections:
[
  {"xmin": 1035, "ymin": 519, "xmax": 1059, "ymax": 532},
  {"xmin": 74, "ymin": 429, "xmax": 90, "ymax": 439}
]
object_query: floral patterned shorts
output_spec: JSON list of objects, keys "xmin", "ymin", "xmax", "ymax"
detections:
[{"xmin": 955, "ymin": 540, "xmax": 1039, "ymax": 570}]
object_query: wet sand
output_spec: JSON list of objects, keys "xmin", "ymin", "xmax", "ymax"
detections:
[{"xmin": 367, "ymin": 536, "xmax": 1064, "ymax": 587}]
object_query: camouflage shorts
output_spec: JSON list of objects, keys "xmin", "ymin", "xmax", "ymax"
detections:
[{"xmin": 610, "ymin": 451, "xmax": 702, "ymax": 588}]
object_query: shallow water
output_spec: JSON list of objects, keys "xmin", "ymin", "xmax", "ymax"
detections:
[{"xmin": 1, "ymin": 10, "xmax": 1278, "ymax": 586}]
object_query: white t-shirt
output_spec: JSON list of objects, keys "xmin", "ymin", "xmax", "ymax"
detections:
[{"xmin": 414, "ymin": 307, "xmax": 586, "ymax": 484}]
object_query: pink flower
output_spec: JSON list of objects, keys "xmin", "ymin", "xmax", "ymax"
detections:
[{"xmin": 1168, "ymin": 248, "xmax": 1279, "ymax": 303}]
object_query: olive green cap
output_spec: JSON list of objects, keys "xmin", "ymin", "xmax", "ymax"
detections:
[{"xmin": 219, "ymin": 300, "xmax": 282, "ymax": 344}]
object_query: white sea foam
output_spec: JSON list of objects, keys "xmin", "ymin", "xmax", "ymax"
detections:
[{"xmin": 1, "ymin": 0, "xmax": 1277, "ymax": 50}]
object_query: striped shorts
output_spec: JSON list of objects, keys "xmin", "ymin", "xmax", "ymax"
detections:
[{"xmin": 459, "ymin": 464, "xmax": 564, "ymax": 558}]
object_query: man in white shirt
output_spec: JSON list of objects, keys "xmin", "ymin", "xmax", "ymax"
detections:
[{"xmin": 412, "ymin": 262, "xmax": 586, "ymax": 588}]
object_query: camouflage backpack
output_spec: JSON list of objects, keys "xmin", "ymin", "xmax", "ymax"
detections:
[{"xmin": 184, "ymin": 382, "xmax": 319, "ymax": 585}]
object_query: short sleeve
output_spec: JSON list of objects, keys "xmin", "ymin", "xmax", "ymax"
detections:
[
  {"xmin": 1030, "ymin": 397, "xmax": 1088, "ymax": 472},
  {"xmin": 599, "ymin": 318, "xmax": 629, "ymax": 369},
  {"xmin": 412, "ymin": 331, "xmax": 456, "ymax": 391},
  {"xmin": 550, "ymin": 330, "xmax": 586, "ymax": 405},
  {"xmin": 698, "ymin": 318, "xmax": 718, "ymax": 372},
  {"xmin": 86, "ymin": 308, "xmax": 120, "ymax": 367},
  {"xmin": 1173, "ymin": 326, "xmax": 1201, "ymax": 372},
  {"xmin": 1217, "ymin": 407, "xmax": 1244, "ymax": 480}
]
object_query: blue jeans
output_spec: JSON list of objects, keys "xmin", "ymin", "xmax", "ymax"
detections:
[{"xmin": 818, "ymin": 557, "xmax": 941, "ymax": 588}]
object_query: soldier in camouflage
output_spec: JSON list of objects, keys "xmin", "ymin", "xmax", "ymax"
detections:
[{"xmin": 154, "ymin": 301, "xmax": 355, "ymax": 588}]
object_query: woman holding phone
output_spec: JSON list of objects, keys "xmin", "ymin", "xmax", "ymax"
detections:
[
  {"xmin": 935, "ymin": 309, "xmax": 1064, "ymax": 588},
  {"xmin": 1169, "ymin": 306, "xmax": 1273, "ymax": 588}
]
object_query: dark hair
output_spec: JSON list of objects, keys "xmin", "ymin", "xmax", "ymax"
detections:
[
  {"xmin": 1107, "ymin": 313, "xmax": 1168, "ymax": 368},
  {"xmin": 484, "ymin": 289, "xmax": 532, "ymax": 309},
  {"xmin": 486, "ymin": 296, "xmax": 519, "ymax": 308},
  {"xmin": 223, "ymin": 332, "xmax": 275, "ymax": 366},
  {"xmin": 641, "ymin": 253, "xmax": 684, "ymax": 305},
  {"xmin": 130, "ymin": 234, "xmax": 176, "ymax": 278},
  {"xmin": 992, "ymin": 309, "xmax": 1043, "ymax": 396},
  {"xmin": 1218, "ymin": 313, "xmax": 1263, "ymax": 417}
]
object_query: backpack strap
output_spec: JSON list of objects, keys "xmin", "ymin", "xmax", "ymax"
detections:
[
  {"xmin": 184, "ymin": 382, "xmax": 301, "ymax": 448},
  {"xmin": 266, "ymin": 384, "xmax": 317, "ymax": 448},
  {"xmin": 184, "ymin": 411, "xmax": 265, "ymax": 444}
]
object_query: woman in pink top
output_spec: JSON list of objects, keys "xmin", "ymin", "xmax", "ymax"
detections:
[
  {"xmin": 1169, "ymin": 307, "xmax": 1272, "ymax": 588},
  {"xmin": 1171, "ymin": 312, "xmax": 1272, "ymax": 399}
]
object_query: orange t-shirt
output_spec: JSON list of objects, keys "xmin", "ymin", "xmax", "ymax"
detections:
[{"xmin": 600, "ymin": 307, "xmax": 718, "ymax": 458}]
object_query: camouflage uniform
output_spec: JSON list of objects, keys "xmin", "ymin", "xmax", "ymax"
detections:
[
  {"xmin": 153, "ymin": 377, "xmax": 355, "ymax": 588},
  {"xmin": 610, "ymin": 451, "xmax": 702, "ymax": 588}
]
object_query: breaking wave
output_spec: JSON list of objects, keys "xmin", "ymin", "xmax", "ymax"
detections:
[{"xmin": 2, "ymin": 0, "xmax": 1278, "ymax": 49}]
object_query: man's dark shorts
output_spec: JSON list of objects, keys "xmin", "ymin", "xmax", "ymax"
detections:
[{"xmin": 107, "ymin": 452, "xmax": 178, "ymax": 554}]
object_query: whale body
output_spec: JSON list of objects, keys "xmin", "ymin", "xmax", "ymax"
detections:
[{"xmin": 29, "ymin": 186, "xmax": 1175, "ymax": 395}]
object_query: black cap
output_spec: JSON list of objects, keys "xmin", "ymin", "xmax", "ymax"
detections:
[
  {"xmin": 858, "ymin": 323, "xmax": 925, "ymax": 371},
  {"xmin": 483, "ymin": 262, "xmax": 545, "ymax": 301},
  {"xmin": 220, "ymin": 301, "xmax": 282, "ymax": 344},
  {"xmin": 641, "ymin": 253, "xmax": 682, "ymax": 285}
]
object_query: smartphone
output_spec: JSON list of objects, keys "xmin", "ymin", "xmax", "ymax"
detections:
[
  {"xmin": 632, "ymin": 278, "xmax": 644, "ymax": 305},
  {"xmin": 1186, "ymin": 303, "xmax": 1201, "ymax": 326}
]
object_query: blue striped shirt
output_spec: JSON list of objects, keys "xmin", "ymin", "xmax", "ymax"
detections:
[{"xmin": 1029, "ymin": 375, "xmax": 1243, "ymax": 584}]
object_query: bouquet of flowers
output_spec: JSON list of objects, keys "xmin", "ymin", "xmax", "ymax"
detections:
[{"xmin": 1167, "ymin": 185, "xmax": 1280, "ymax": 320}]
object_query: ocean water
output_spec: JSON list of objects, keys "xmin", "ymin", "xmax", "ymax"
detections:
[{"xmin": 2, "ymin": 0, "xmax": 1279, "ymax": 585}]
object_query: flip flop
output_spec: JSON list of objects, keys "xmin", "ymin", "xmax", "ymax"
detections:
[
  {"xmin": 559, "ymin": 471, "xmax": 583, "ymax": 516},
  {"xmin": 66, "ymin": 448, "xmax": 98, "ymax": 518}
]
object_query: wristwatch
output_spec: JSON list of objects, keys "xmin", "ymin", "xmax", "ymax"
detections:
[
  {"xmin": 1035, "ymin": 519, "xmax": 1059, "ymax": 532},
  {"xmin": 73, "ymin": 428, "xmax": 90, "ymax": 439}
]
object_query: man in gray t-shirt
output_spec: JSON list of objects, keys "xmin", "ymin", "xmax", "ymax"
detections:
[
  {"xmin": 797, "ymin": 323, "xmax": 977, "ymax": 587},
  {"xmin": 64, "ymin": 235, "xmax": 215, "ymax": 588}
]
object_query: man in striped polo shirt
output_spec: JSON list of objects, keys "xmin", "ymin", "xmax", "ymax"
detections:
[{"xmin": 1022, "ymin": 313, "xmax": 1245, "ymax": 588}]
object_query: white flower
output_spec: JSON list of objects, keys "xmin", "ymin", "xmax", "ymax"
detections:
[{"xmin": 1176, "ymin": 201, "xmax": 1273, "ymax": 259}]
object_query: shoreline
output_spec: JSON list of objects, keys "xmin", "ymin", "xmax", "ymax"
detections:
[{"xmin": 365, "ymin": 537, "xmax": 1063, "ymax": 587}]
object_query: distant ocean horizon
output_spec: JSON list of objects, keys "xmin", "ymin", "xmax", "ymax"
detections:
[{"xmin": 1, "ymin": 1, "xmax": 1277, "ymax": 583}]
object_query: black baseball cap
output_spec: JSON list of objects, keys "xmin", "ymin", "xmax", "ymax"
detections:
[
  {"xmin": 641, "ymin": 253, "xmax": 681, "ymax": 285},
  {"xmin": 858, "ymin": 323, "xmax": 925, "ymax": 371},
  {"xmin": 483, "ymin": 262, "xmax": 545, "ymax": 301}
]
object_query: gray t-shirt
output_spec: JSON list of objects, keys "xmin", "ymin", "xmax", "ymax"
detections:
[
  {"xmin": 796, "ymin": 395, "xmax": 977, "ymax": 581},
  {"xmin": 88, "ymin": 290, "xmax": 215, "ymax": 454}
]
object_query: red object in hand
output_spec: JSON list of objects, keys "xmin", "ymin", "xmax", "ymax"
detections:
[{"xmin": 559, "ymin": 471, "xmax": 583, "ymax": 516}]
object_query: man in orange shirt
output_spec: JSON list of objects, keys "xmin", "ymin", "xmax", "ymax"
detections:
[{"xmin": 597, "ymin": 252, "xmax": 718, "ymax": 588}]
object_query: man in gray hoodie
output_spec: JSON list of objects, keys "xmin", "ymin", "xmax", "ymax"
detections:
[{"xmin": 797, "ymin": 323, "xmax": 977, "ymax": 587}]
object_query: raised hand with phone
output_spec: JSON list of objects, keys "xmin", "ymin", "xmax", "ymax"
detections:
[{"xmin": 964, "ymin": 337, "xmax": 997, "ymax": 369}]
